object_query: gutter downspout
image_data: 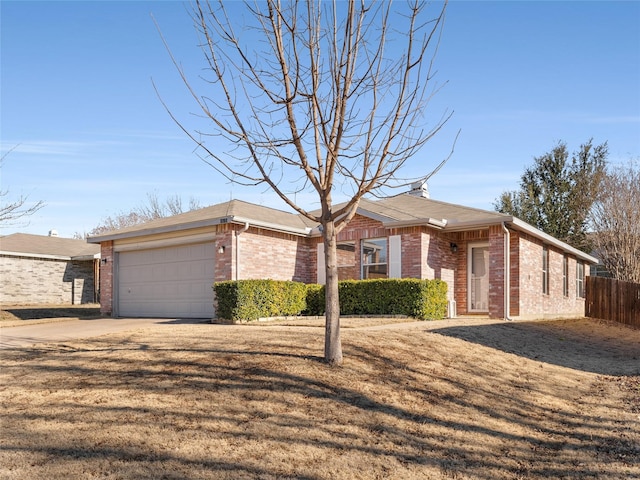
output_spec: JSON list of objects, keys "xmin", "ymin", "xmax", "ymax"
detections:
[
  {"xmin": 235, "ymin": 222, "xmax": 250, "ymax": 281},
  {"xmin": 502, "ymin": 222, "xmax": 512, "ymax": 321}
]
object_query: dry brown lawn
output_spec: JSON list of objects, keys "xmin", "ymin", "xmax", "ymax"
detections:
[
  {"xmin": 1, "ymin": 316, "xmax": 639, "ymax": 479},
  {"xmin": 0, "ymin": 304, "xmax": 101, "ymax": 324}
]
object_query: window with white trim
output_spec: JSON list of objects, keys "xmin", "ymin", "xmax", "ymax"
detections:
[
  {"xmin": 362, "ymin": 238, "xmax": 387, "ymax": 279},
  {"xmin": 542, "ymin": 246, "xmax": 549, "ymax": 294},
  {"xmin": 562, "ymin": 255, "xmax": 569, "ymax": 297},
  {"xmin": 576, "ymin": 261, "xmax": 585, "ymax": 298},
  {"xmin": 336, "ymin": 241, "xmax": 357, "ymax": 280}
]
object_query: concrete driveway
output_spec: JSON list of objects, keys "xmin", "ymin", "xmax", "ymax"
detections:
[{"xmin": 0, "ymin": 317, "xmax": 209, "ymax": 349}]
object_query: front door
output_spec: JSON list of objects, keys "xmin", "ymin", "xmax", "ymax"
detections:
[{"xmin": 468, "ymin": 243, "xmax": 489, "ymax": 312}]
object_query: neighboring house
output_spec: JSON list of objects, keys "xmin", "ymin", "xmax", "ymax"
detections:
[
  {"xmin": 0, "ymin": 232, "xmax": 101, "ymax": 305},
  {"xmin": 87, "ymin": 190, "xmax": 597, "ymax": 320}
]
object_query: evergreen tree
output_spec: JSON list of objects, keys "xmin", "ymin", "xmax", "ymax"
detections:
[{"xmin": 494, "ymin": 140, "xmax": 607, "ymax": 252}]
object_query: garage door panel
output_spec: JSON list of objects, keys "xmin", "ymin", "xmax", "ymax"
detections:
[{"xmin": 118, "ymin": 242, "xmax": 215, "ymax": 318}]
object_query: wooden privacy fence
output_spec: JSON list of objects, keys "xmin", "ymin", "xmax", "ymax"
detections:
[{"xmin": 585, "ymin": 276, "xmax": 640, "ymax": 328}]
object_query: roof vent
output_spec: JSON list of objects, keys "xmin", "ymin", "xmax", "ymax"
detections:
[
  {"xmin": 409, "ymin": 181, "xmax": 429, "ymax": 198},
  {"xmin": 48, "ymin": 229, "xmax": 59, "ymax": 237}
]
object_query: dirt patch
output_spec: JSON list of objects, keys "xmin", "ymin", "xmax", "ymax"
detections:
[{"xmin": 1, "ymin": 317, "xmax": 638, "ymax": 479}]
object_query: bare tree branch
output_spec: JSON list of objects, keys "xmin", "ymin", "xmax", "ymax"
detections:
[
  {"xmin": 157, "ymin": 0, "xmax": 451, "ymax": 364},
  {"xmin": 590, "ymin": 159, "xmax": 640, "ymax": 283},
  {"xmin": 0, "ymin": 146, "xmax": 45, "ymax": 226}
]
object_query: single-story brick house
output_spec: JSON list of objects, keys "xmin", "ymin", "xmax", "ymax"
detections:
[
  {"xmin": 87, "ymin": 191, "xmax": 597, "ymax": 320},
  {"xmin": 0, "ymin": 232, "xmax": 100, "ymax": 305}
]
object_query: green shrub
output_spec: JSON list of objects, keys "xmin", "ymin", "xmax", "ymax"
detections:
[
  {"xmin": 302, "ymin": 278, "xmax": 447, "ymax": 319},
  {"xmin": 214, "ymin": 279, "xmax": 307, "ymax": 321},
  {"xmin": 338, "ymin": 278, "xmax": 447, "ymax": 319},
  {"xmin": 215, "ymin": 278, "xmax": 447, "ymax": 322},
  {"xmin": 303, "ymin": 283, "xmax": 325, "ymax": 316}
]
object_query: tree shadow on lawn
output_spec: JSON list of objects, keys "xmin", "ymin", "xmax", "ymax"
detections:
[
  {"xmin": 2, "ymin": 339, "xmax": 629, "ymax": 480},
  {"xmin": 1, "ymin": 306, "xmax": 101, "ymax": 321},
  {"xmin": 429, "ymin": 319, "xmax": 640, "ymax": 376}
]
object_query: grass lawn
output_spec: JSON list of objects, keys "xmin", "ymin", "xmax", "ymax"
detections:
[{"xmin": 1, "ymin": 317, "xmax": 639, "ymax": 479}]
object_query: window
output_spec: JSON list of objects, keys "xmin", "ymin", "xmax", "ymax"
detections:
[
  {"xmin": 542, "ymin": 246, "xmax": 549, "ymax": 294},
  {"xmin": 362, "ymin": 238, "xmax": 387, "ymax": 279},
  {"xmin": 336, "ymin": 241, "xmax": 357, "ymax": 280},
  {"xmin": 562, "ymin": 255, "xmax": 569, "ymax": 297},
  {"xmin": 576, "ymin": 261, "xmax": 585, "ymax": 298}
]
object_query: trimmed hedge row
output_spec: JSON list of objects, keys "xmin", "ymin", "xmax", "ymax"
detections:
[
  {"xmin": 213, "ymin": 278, "xmax": 448, "ymax": 322},
  {"xmin": 214, "ymin": 279, "xmax": 307, "ymax": 322}
]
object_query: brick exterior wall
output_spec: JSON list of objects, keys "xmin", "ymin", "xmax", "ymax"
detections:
[
  {"xmin": 515, "ymin": 233, "xmax": 587, "ymax": 319},
  {"xmin": 235, "ymin": 227, "xmax": 313, "ymax": 283},
  {"xmin": 100, "ymin": 242, "xmax": 114, "ymax": 315},
  {"xmin": 96, "ymin": 213, "xmax": 590, "ymax": 320},
  {"xmin": 488, "ymin": 225, "xmax": 506, "ymax": 318},
  {"xmin": 0, "ymin": 255, "xmax": 96, "ymax": 305}
]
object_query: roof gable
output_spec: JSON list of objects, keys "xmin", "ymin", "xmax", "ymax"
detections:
[{"xmin": 359, "ymin": 195, "xmax": 509, "ymax": 224}]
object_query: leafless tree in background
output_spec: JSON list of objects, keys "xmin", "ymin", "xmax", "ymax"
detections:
[
  {"xmin": 590, "ymin": 160, "xmax": 640, "ymax": 283},
  {"xmin": 158, "ymin": 0, "xmax": 451, "ymax": 365},
  {"xmin": 80, "ymin": 191, "xmax": 202, "ymax": 238},
  {"xmin": 0, "ymin": 146, "xmax": 45, "ymax": 226}
]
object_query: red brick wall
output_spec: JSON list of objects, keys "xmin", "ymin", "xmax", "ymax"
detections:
[
  {"xmin": 97, "ymin": 215, "xmax": 589, "ymax": 320},
  {"xmin": 488, "ymin": 225, "xmax": 505, "ymax": 319},
  {"xmin": 100, "ymin": 241, "xmax": 114, "ymax": 316},
  {"xmin": 515, "ymin": 232, "xmax": 587, "ymax": 319},
  {"xmin": 214, "ymin": 227, "xmax": 234, "ymax": 283},
  {"xmin": 237, "ymin": 227, "xmax": 313, "ymax": 283}
]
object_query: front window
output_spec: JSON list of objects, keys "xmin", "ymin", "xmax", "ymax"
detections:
[
  {"xmin": 362, "ymin": 238, "xmax": 387, "ymax": 279},
  {"xmin": 576, "ymin": 261, "xmax": 585, "ymax": 298}
]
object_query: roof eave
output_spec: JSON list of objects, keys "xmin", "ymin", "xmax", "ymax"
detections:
[
  {"xmin": 382, "ymin": 218, "xmax": 447, "ymax": 229},
  {"xmin": 230, "ymin": 216, "xmax": 312, "ymax": 236},
  {"xmin": 87, "ymin": 215, "xmax": 312, "ymax": 243},
  {"xmin": 509, "ymin": 218, "xmax": 599, "ymax": 264},
  {"xmin": 0, "ymin": 250, "xmax": 71, "ymax": 261}
]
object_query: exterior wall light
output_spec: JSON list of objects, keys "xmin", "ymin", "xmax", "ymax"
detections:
[{"xmin": 450, "ymin": 243, "xmax": 458, "ymax": 253}]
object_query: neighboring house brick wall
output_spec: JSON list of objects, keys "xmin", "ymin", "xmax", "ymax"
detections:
[{"xmin": 0, "ymin": 255, "xmax": 95, "ymax": 305}]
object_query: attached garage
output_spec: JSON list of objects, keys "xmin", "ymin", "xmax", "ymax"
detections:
[{"xmin": 116, "ymin": 242, "xmax": 215, "ymax": 318}]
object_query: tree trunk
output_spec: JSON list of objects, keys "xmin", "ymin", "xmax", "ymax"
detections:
[{"xmin": 323, "ymin": 220, "xmax": 342, "ymax": 365}]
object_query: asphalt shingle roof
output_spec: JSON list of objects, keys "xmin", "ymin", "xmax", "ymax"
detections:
[{"xmin": 0, "ymin": 233, "xmax": 100, "ymax": 258}]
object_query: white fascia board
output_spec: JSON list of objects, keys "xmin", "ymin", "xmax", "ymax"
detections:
[
  {"xmin": 382, "ymin": 218, "xmax": 447, "ymax": 229},
  {"xmin": 443, "ymin": 217, "xmax": 507, "ymax": 232},
  {"xmin": 87, "ymin": 217, "xmax": 235, "ymax": 243},
  {"xmin": 229, "ymin": 216, "xmax": 312, "ymax": 236},
  {"xmin": 0, "ymin": 251, "xmax": 71, "ymax": 261},
  {"xmin": 89, "ymin": 215, "xmax": 312, "ymax": 246},
  {"xmin": 509, "ymin": 218, "xmax": 599, "ymax": 264}
]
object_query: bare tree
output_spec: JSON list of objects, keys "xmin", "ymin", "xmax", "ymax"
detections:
[
  {"xmin": 590, "ymin": 160, "xmax": 640, "ymax": 283},
  {"xmin": 82, "ymin": 191, "xmax": 202, "ymax": 237},
  {"xmin": 0, "ymin": 146, "xmax": 45, "ymax": 226},
  {"xmin": 158, "ymin": 0, "xmax": 451, "ymax": 365}
]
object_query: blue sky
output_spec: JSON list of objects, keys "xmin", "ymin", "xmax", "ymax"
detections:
[{"xmin": 1, "ymin": 0, "xmax": 639, "ymax": 238}]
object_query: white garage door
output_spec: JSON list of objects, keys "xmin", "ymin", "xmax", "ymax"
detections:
[{"xmin": 117, "ymin": 242, "xmax": 215, "ymax": 318}]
